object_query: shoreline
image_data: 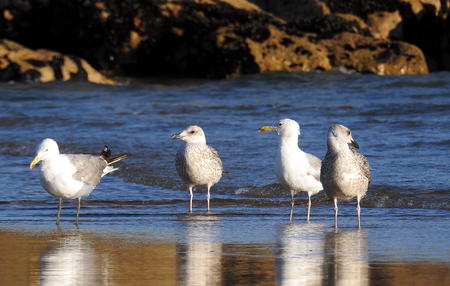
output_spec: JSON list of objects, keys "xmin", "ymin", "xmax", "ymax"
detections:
[{"xmin": 1, "ymin": 207, "xmax": 449, "ymax": 285}]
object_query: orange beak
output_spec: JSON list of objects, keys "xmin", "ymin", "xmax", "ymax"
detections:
[
  {"xmin": 258, "ymin": 126, "xmax": 275, "ymax": 132},
  {"xmin": 29, "ymin": 156, "xmax": 41, "ymax": 169}
]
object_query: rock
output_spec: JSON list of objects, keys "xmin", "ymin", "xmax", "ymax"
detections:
[
  {"xmin": 320, "ymin": 0, "xmax": 449, "ymax": 71},
  {"xmin": 252, "ymin": 0, "xmax": 331, "ymax": 21},
  {"xmin": 258, "ymin": 0, "xmax": 449, "ymax": 71},
  {"xmin": 0, "ymin": 39, "xmax": 115, "ymax": 84},
  {"xmin": 367, "ymin": 11, "xmax": 403, "ymax": 39},
  {"xmin": 320, "ymin": 32, "xmax": 428, "ymax": 75},
  {"xmin": 400, "ymin": 0, "xmax": 442, "ymax": 16},
  {"xmin": 0, "ymin": 0, "xmax": 437, "ymax": 79},
  {"xmin": 217, "ymin": 24, "xmax": 332, "ymax": 73}
]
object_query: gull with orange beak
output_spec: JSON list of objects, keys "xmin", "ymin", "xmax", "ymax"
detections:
[
  {"xmin": 30, "ymin": 138, "xmax": 129, "ymax": 224},
  {"xmin": 258, "ymin": 119, "xmax": 323, "ymax": 222}
]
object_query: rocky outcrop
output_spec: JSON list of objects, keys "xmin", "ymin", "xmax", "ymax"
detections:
[
  {"xmin": 0, "ymin": 39, "xmax": 115, "ymax": 84},
  {"xmin": 0, "ymin": 0, "xmax": 440, "ymax": 82},
  {"xmin": 254, "ymin": 0, "xmax": 449, "ymax": 71}
]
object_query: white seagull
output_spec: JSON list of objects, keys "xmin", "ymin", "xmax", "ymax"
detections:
[
  {"xmin": 171, "ymin": 125, "xmax": 223, "ymax": 212},
  {"xmin": 29, "ymin": 138, "xmax": 128, "ymax": 224},
  {"xmin": 259, "ymin": 118, "xmax": 323, "ymax": 222},
  {"xmin": 320, "ymin": 124, "xmax": 371, "ymax": 228}
]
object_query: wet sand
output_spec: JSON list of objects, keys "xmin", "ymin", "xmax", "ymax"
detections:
[{"xmin": 0, "ymin": 209, "xmax": 449, "ymax": 286}]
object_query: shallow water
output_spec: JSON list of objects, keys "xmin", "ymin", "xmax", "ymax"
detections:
[
  {"xmin": 0, "ymin": 71, "xmax": 449, "ymax": 210},
  {"xmin": 0, "ymin": 210, "xmax": 449, "ymax": 285},
  {"xmin": 0, "ymin": 71, "xmax": 449, "ymax": 284}
]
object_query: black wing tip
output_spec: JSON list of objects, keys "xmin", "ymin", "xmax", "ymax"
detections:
[{"xmin": 100, "ymin": 145, "xmax": 112, "ymax": 159}]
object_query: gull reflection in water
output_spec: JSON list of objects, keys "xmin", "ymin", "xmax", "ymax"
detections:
[
  {"xmin": 325, "ymin": 230, "xmax": 369, "ymax": 286},
  {"xmin": 277, "ymin": 223, "xmax": 326, "ymax": 286},
  {"xmin": 180, "ymin": 215, "xmax": 222, "ymax": 286},
  {"xmin": 40, "ymin": 231, "xmax": 107, "ymax": 286}
]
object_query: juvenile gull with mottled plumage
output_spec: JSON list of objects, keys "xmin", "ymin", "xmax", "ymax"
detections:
[
  {"xmin": 172, "ymin": 125, "xmax": 223, "ymax": 212},
  {"xmin": 320, "ymin": 124, "xmax": 371, "ymax": 228},
  {"xmin": 259, "ymin": 119, "xmax": 323, "ymax": 222},
  {"xmin": 29, "ymin": 138, "xmax": 128, "ymax": 224}
]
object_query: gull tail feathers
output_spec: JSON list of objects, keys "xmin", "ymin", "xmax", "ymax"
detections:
[
  {"xmin": 107, "ymin": 153, "xmax": 129, "ymax": 165},
  {"xmin": 100, "ymin": 145, "xmax": 129, "ymax": 165}
]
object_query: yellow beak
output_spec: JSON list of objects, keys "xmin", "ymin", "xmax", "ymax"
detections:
[
  {"xmin": 258, "ymin": 126, "xmax": 275, "ymax": 132},
  {"xmin": 29, "ymin": 156, "xmax": 41, "ymax": 169}
]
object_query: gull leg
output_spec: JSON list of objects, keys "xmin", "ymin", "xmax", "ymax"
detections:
[
  {"xmin": 334, "ymin": 198, "xmax": 338, "ymax": 230},
  {"xmin": 289, "ymin": 190, "xmax": 295, "ymax": 223},
  {"xmin": 56, "ymin": 198, "xmax": 62, "ymax": 225},
  {"xmin": 207, "ymin": 185, "xmax": 211, "ymax": 212},
  {"xmin": 357, "ymin": 198, "xmax": 361, "ymax": 229},
  {"xmin": 307, "ymin": 193, "xmax": 312, "ymax": 223},
  {"xmin": 76, "ymin": 197, "xmax": 81, "ymax": 225},
  {"xmin": 189, "ymin": 185, "xmax": 193, "ymax": 213}
]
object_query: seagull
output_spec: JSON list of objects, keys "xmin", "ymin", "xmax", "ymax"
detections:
[
  {"xmin": 171, "ymin": 125, "xmax": 223, "ymax": 212},
  {"xmin": 29, "ymin": 138, "xmax": 129, "ymax": 224},
  {"xmin": 320, "ymin": 124, "xmax": 371, "ymax": 228},
  {"xmin": 259, "ymin": 118, "xmax": 323, "ymax": 222}
]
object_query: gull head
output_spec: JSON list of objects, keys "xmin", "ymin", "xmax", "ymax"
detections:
[
  {"xmin": 29, "ymin": 138, "xmax": 60, "ymax": 168},
  {"xmin": 171, "ymin": 125, "xmax": 206, "ymax": 144},
  {"xmin": 258, "ymin": 118, "xmax": 300, "ymax": 138},
  {"xmin": 327, "ymin": 124, "xmax": 359, "ymax": 151}
]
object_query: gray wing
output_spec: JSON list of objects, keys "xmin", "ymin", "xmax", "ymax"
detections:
[
  {"xmin": 65, "ymin": 154, "xmax": 108, "ymax": 186},
  {"xmin": 305, "ymin": 152, "xmax": 321, "ymax": 182}
]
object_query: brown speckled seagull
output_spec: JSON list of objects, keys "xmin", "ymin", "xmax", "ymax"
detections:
[
  {"xmin": 320, "ymin": 124, "xmax": 371, "ymax": 228},
  {"xmin": 172, "ymin": 125, "xmax": 223, "ymax": 212}
]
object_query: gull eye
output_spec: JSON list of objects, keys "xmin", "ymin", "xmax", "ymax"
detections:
[
  {"xmin": 278, "ymin": 123, "xmax": 282, "ymax": 126},
  {"xmin": 44, "ymin": 148, "xmax": 49, "ymax": 152},
  {"xmin": 347, "ymin": 130, "xmax": 351, "ymax": 136},
  {"xmin": 190, "ymin": 130, "xmax": 195, "ymax": 134}
]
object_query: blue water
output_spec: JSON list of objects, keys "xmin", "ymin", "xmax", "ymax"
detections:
[
  {"xmin": 1, "ymin": 71, "xmax": 450, "ymax": 285},
  {"xmin": 1, "ymin": 71, "xmax": 449, "ymax": 211}
]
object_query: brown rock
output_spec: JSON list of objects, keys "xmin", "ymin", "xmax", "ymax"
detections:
[
  {"xmin": 2, "ymin": 9, "xmax": 14, "ymax": 21},
  {"xmin": 0, "ymin": 0, "xmax": 434, "ymax": 77},
  {"xmin": 0, "ymin": 39, "xmax": 115, "ymax": 84},
  {"xmin": 401, "ymin": 0, "xmax": 442, "ymax": 16},
  {"xmin": 320, "ymin": 32, "xmax": 428, "ymax": 75},
  {"xmin": 243, "ymin": 25, "xmax": 332, "ymax": 72},
  {"xmin": 367, "ymin": 11, "xmax": 403, "ymax": 39},
  {"xmin": 263, "ymin": 0, "xmax": 330, "ymax": 21},
  {"xmin": 335, "ymin": 13, "xmax": 368, "ymax": 30}
]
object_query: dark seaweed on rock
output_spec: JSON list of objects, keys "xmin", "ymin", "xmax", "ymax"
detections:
[
  {"xmin": 292, "ymin": 14, "xmax": 370, "ymax": 39},
  {"xmin": 323, "ymin": 0, "xmax": 408, "ymax": 19}
]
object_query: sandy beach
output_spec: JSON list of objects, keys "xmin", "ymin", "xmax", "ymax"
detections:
[{"xmin": 0, "ymin": 206, "xmax": 449, "ymax": 286}]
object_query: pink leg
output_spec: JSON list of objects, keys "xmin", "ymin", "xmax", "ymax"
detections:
[{"xmin": 334, "ymin": 198, "xmax": 338, "ymax": 230}]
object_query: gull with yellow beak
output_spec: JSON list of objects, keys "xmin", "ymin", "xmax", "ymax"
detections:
[
  {"xmin": 259, "ymin": 119, "xmax": 323, "ymax": 222},
  {"xmin": 320, "ymin": 124, "xmax": 371, "ymax": 228},
  {"xmin": 30, "ymin": 138, "xmax": 128, "ymax": 224}
]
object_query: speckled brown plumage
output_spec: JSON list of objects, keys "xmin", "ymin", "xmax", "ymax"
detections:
[
  {"xmin": 175, "ymin": 143, "xmax": 222, "ymax": 187},
  {"xmin": 320, "ymin": 124, "xmax": 371, "ymax": 227},
  {"xmin": 321, "ymin": 147, "xmax": 370, "ymax": 201},
  {"xmin": 172, "ymin": 125, "xmax": 223, "ymax": 212}
]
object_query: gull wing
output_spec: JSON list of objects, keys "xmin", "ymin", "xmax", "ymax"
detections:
[{"xmin": 65, "ymin": 154, "xmax": 108, "ymax": 186}]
